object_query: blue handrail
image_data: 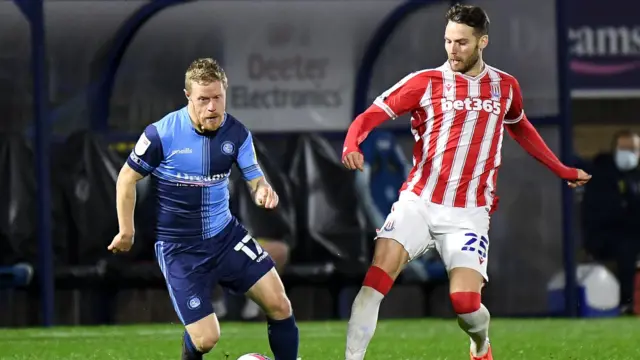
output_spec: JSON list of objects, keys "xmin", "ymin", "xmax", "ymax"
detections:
[
  {"xmin": 90, "ymin": 0, "xmax": 191, "ymax": 132},
  {"xmin": 14, "ymin": 0, "xmax": 54, "ymax": 327},
  {"xmin": 353, "ymin": 0, "xmax": 447, "ymax": 117}
]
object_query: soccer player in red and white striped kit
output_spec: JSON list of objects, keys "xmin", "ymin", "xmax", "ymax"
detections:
[{"xmin": 341, "ymin": 4, "xmax": 591, "ymax": 360}]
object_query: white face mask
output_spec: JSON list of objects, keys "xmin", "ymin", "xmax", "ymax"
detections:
[{"xmin": 615, "ymin": 150, "xmax": 639, "ymax": 171}]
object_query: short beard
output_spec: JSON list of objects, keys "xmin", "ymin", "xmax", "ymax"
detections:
[{"xmin": 460, "ymin": 46, "xmax": 481, "ymax": 74}]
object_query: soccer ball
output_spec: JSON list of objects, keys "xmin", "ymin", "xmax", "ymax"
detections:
[{"xmin": 237, "ymin": 354, "xmax": 272, "ymax": 360}]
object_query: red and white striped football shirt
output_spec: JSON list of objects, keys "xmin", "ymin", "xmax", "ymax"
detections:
[{"xmin": 373, "ymin": 62, "xmax": 525, "ymax": 209}]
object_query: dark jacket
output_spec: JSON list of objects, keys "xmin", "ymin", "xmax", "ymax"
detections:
[{"xmin": 581, "ymin": 153, "xmax": 640, "ymax": 255}]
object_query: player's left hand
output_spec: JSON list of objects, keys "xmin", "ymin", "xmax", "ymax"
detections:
[
  {"xmin": 254, "ymin": 184, "xmax": 279, "ymax": 209},
  {"xmin": 567, "ymin": 168, "xmax": 591, "ymax": 188},
  {"xmin": 342, "ymin": 150, "xmax": 364, "ymax": 172},
  {"xmin": 108, "ymin": 232, "xmax": 134, "ymax": 254}
]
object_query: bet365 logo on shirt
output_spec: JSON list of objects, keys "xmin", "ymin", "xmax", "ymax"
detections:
[{"xmin": 441, "ymin": 98, "xmax": 501, "ymax": 115}]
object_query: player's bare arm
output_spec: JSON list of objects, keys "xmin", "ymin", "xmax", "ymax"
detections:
[
  {"xmin": 504, "ymin": 115, "xmax": 591, "ymax": 188},
  {"xmin": 247, "ymin": 176, "xmax": 278, "ymax": 209},
  {"xmin": 108, "ymin": 163, "xmax": 144, "ymax": 253}
]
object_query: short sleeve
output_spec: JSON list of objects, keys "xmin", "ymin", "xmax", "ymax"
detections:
[
  {"xmin": 126, "ymin": 125, "xmax": 164, "ymax": 177},
  {"xmin": 504, "ymin": 79, "xmax": 525, "ymax": 124},
  {"xmin": 236, "ymin": 130, "xmax": 264, "ymax": 181},
  {"xmin": 373, "ymin": 72, "xmax": 429, "ymax": 120}
]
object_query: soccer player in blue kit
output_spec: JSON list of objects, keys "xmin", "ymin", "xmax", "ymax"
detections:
[{"xmin": 107, "ymin": 58, "xmax": 299, "ymax": 360}]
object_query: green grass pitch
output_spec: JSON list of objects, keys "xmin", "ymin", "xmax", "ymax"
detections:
[{"xmin": 0, "ymin": 318, "xmax": 637, "ymax": 359}]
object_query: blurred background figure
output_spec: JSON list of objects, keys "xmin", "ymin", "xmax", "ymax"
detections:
[{"xmin": 581, "ymin": 130, "xmax": 640, "ymax": 314}]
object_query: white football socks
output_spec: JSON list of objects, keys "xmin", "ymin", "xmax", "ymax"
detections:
[
  {"xmin": 457, "ymin": 304, "xmax": 491, "ymax": 357},
  {"xmin": 345, "ymin": 286, "xmax": 385, "ymax": 360}
]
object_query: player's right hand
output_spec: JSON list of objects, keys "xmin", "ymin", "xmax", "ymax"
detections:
[
  {"xmin": 108, "ymin": 232, "xmax": 134, "ymax": 253},
  {"xmin": 342, "ymin": 149, "xmax": 364, "ymax": 171},
  {"xmin": 567, "ymin": 168, "xmax": 591, "ymax": 188}
]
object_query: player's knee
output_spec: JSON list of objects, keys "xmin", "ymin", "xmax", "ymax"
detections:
[
  {"xmin": 265, "ymin": 293, "xmax": 292, "ymax": 320},
  {"xmin": 449, "ymin": 291, "xmax": 481, "ymax": 315},
  {"xmin": 449, "ymin": 267, "xmax": 484, "ymax": 293},
  {"xmin": 186, "ymin": 314, "xmax": 221, "ymax": 353},
  {"xmin": 191, "ymin": 332, "xmax": 219, "ymax": 353}
]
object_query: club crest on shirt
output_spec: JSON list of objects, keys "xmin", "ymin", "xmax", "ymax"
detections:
[
  {"xmin": 221, "ymin": 141, "xmax": 235, "ymax": 155},
  {"xmin": 378, "ymin": 217, "xmax": 395, "ymax": 233},
  {"xmin": 491, "ymin": 83, "xmax": 501, "ymax": 100}
]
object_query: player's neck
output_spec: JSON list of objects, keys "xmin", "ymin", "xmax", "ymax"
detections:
[
  {"xmin": 186, "ymin": 105, "xmax": 197, "ymax": 128},
  {"xmin": 463, "ymin": 59, "xmax": 485, "ymax": 78}
]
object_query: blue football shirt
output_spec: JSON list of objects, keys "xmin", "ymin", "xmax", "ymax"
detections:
[{"xmin": 127, "ymin": 108, "xmax": 264, "ymax": 242}]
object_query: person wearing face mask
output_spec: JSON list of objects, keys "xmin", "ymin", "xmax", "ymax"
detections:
[
  {"xmin": 615, "ymin": 144, "xmax": 640, "ymax": 172},
  {"xmin": 582, "ymin": 130, "xmax": 640, "ymax": 315}
]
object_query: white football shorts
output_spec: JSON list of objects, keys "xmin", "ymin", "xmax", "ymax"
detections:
[{"xmin": 375, "ymin": 191, "xmax": 491, "ymax": 281}]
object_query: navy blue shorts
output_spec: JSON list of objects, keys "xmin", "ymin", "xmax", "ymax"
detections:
[{"xmin": 154, "ymin": 219, "xmax": 275, "ymax": 325}]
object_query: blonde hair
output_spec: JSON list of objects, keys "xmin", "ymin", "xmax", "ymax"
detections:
[{"xmin": 185, "ymin": 58, "xmax": 228, "ymax": 91}]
